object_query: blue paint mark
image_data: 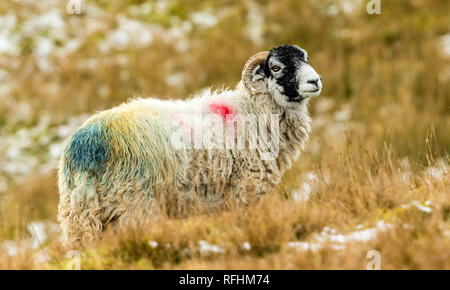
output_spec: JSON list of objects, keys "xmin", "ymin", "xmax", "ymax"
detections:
[{"xmin": 66, "ymin": 121, "xmax": 110, "ymax": 174}]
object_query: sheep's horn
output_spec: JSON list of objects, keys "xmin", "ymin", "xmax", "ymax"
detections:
[{"xmin": 242, "ymin": 51, "xmax": 269, "ymax": 95}]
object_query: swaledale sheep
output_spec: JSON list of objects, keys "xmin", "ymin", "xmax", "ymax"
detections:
[{"xmin": 58, "ymin": 45, "xmax": 322, "ymax": 246}]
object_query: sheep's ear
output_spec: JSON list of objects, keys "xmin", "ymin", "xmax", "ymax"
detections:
[{"xmin": 242, "ymin": 51, "xmax": 269, "ymax": 95}]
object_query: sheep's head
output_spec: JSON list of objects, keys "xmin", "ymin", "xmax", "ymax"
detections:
[{"xmin": 242, "ymin": 45, "xmax": 322, "ymax": 107}]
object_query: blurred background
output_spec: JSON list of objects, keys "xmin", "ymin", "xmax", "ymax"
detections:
[{"xmin": 0, "ymin": 0, "xmax": 448, "ymax": 269}]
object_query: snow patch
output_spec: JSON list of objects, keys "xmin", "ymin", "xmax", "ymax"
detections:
[
  {"xmin": 246, "ymin": 1, "xmax": 264, "ymax": 45},
  {"xmin": 0, "ymin": 13, "xmax": 19, "ymax": 55},
  {"xmin": 199, "ymin": 240, "xmax": 224, "ymax": 254},
  {"xmin": 191, "ymin": 11, "xmax": 218, "ymax": 28},
  {"xmin": 148, "ymin": 240, "xmax": 159, "ymax": 248},
  {"xmin": 288, "ymin": 221, "xmax": 393, "ymax": 252},
  {"xmin": 242, "ymin": 242, "xmax": 251, "ymax": 251},
  {"xmin": 292, "ymin": 172, "xmax": 318, "ymax": 203},
  {"xmin": 334, "ymin": 106, "xmax": 352, "ymax": 121},
  {"xmin": 439, "ymin": 34, "xmax": 450, "ymax": 57},
  {"xmin": 401, "ymin": 200, "xmax": 433, "ymax": 213},
  {"xmin": 1, "ymin": 221, "xmax": 60, "ymax": 258},
  {"xmin": 166, "ymin": 72, "xmax": 186, "ymax": 88},
  {"xmin": 425, "ymin": 159, "xmax": 448, "ymax": 181},
  {"xmin": 99, "ymin": 16, "xmax": 154, "ymax": 52}
]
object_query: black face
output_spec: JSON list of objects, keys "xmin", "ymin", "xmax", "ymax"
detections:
[
  {"xmin": 251, "ymin": 44, "xmax": 321, "ymax": 105},
  {"xmin": 263, "ymin": 45, "xmax": 309, "ymax": 101}
]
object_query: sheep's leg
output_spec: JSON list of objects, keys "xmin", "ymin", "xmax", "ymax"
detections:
[
  {"xmin": 111, "ymin": 196, "xmax": 159, "ymax": 232},
  {"xmin": 58, "ymin": 207, "xmax": 103, "ymax": 248},
  {"xmin": 58, "ymin": 174, "xmax": 104, "ymax": 248}
]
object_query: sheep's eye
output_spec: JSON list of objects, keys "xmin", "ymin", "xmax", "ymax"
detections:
[{"xmin": 271, "ymin": 66, "xmax": 281, "ymax": 72}]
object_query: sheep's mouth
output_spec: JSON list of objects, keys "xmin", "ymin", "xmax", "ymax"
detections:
[
  {"xmin": 301, "ymin": 89, "xmax": 320, "ymax": 94},
  {"xmin": 290, "ymin": 89, "xmax": 321, "ymax": 102},
  {"xmin": 298, "ymin": 88, "xmax": 321, "ymax": 98},
  {"xmin": 289, "ymin": 96, "xmax": 305, "ymax": 102}
]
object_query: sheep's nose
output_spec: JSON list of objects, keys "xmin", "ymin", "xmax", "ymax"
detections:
[{"xmin": 307, "ymin": 78, "xmax": 320, "ymax": 87}]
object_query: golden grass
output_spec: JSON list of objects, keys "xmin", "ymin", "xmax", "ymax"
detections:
[{"xmin": 2, "ymin": 146, "xmax": 447, "ymax": 269}]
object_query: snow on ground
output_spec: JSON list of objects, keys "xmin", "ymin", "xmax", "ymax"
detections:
[
  {"xmin": 242, "ymin": 242, "xmax": 251, "ymax": 251},
  {"xmin": 1, "ymin": 220, "xmax": 60, "ymax": 263},
  {"xmin": 0, "ymin": 13, "xmax": 20, "ymax": 55},
  {"xmin": 0, "ymin": 115, "xmax": 87, "ymax": 191},
  {"xmin": 401, "ymin": 200, "xmax": 433, "ymax": 214},
  {"xmin": 191, "ymin": 10, "xmax": 218, "ymax": 28},
  {"xmin": 198, "ymin": 240, "xmax": 224, "ymax": 254},
  {"xmin": 439, "ymin": 34, "xmax": 450, "ymax": 57},
  {"xmin": 425, "ymin": 159, "xmax": 449, "ymax": 182},
  {"xmin": 98, "ymin": 16, "xmax": 155, "ymax": 52},
  {"xmin": 326, "ymin": 0, "xmax": 363, "ymax": 16},
  {"xmin": 148, "ymin": 240, "xmax": 159, "ymax": 248},
  {"xmin": 287, "ymin": 241, "xmax": 345, "ymax": 251},
  {"xmin": 314, "ymin": 221, "xmax": 393, "ymax": 244},
  {"xmin": 287, "ymin": 221, "xmax": 393, "ymax": 252},
  {"xmin": 246, "ymin": 1, "xmax": 264, "ymax": 45},
  {"xmin": 291, "ymin": 172, "xmax": 319, "ymax": 203},
  {"xmin": 146, "ymin": 239, "xmax": 226, "ymax": 255}
]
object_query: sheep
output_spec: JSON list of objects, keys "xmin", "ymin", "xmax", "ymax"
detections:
[{"xmin": 58, "ymin": 44, "xmax": 322, "ymax": 247}]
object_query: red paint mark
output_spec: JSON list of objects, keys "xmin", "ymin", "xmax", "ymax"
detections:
[
  {"xmin": 209, "ymin": 103, "xmax": 234, "ymax": 122},
  {"xmin": 171, "ymin": 115, "xmax": 195, "ymax": 143},
  {"xmin": 171, "ymin": 114, "xmax": 193, "ymax": 133},
  {"xmin": 171, "ymin": 115, "xmax": 185, "ymax": 127}
]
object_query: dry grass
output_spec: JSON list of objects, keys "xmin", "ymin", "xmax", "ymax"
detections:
[
  {"xmin": 0, "ymin": 0, "xmax": 449, "ymax": 269},
  {"xmin": 39, "ymin": 153, "xmax": 448, "ymax": 270}
]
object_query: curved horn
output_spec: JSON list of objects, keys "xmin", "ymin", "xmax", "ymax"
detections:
[{"xmin": 242, "ymin": 51, "xmax": 269, "ymax": 95}]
